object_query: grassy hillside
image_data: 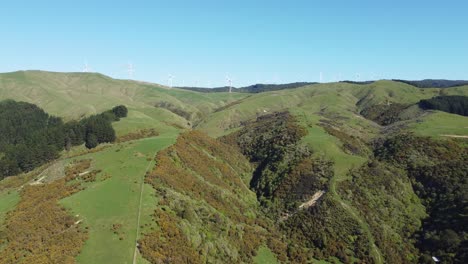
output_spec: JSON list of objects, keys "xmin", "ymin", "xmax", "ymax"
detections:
[
  {"xmin": 0, "ymin": 71, "xmax": 467, "ymax": 263},
  {"xmin": 196, "ymin": 80, "xmax": 468, "ymax": 138},
  {"xmin": 0, "ymin": 71, "xmax": 248, "ymax": 134}
]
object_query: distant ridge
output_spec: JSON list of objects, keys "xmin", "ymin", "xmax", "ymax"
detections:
[
  {"xmin": 392, "ymin": 79, "xmax": 468, "ymax": 88},
  {"xmin": 177, "ymin": 82, "xmax": 316, "ymax": 93},
  {"xmin": 340, "ymin": 80, "xmax": 376, "ymax": 85}
]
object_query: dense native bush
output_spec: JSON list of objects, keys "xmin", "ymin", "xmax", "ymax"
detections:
[
  {"xmin": 221, "ymin": 112, "xmax": 310, "ymax": 202},
  {"xmin": 419, "ymin": 95, "xmax": 468, "ymax": 116},
  {"xmin": 141, "ymin": 131, "xmax": 283, "ymax": 263},
  {"xmin": 222, "ymin": 112, "xmax": 379, "ymax": 262},
  {"xmin": 273, "ymin": 158, "xmax": 333, "ymax": 208},
  {"xmin": 338, "ymin": 161, "xmax": 424, "ymax": 263},
  {"xmin": 375, "ymin": 133, "xmax": 468, "ymax": 263},
  {"xmin": 360, "ymin": 103, "xmax": 411, "ymax": 125},
  {"xmin": 0, "ymin": 100, "xmax": 126, "ymax": 178},
  {"xmin": 282, "ymin": 194, "xmax": 373, "ymax": 263}
]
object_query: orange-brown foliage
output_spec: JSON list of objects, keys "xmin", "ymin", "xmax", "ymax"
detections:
[
  {"xmin": 64, "ymin": 159, "xmax": 100, "ymax": 183},
  {"xmin": 138, "ymin": 208, "xmax": 202, "ymax": 264},
  {"xmin": 140, "ymin": 131, "xmax": 284, "ymax": 263},
  {"xmin": 117, "ymin": 128, "xmax": 159, "ymax": 143},
  {"xmin": 0, "ymin": 178, "xmax": 87, "ymax": 263},
  {"xmin": 146, "ymin": 131, "xmax": 252, "ymax": 220}
]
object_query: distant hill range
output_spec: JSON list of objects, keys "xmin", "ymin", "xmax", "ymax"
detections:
[
  {"xmin": 179, "ymin": 79, "xmax": 468, "ymax": 93},
  {"xmin": 177, "ymin": 82, "xmax": 316, "ymax": 93},
  {"xmin": 392, "ymin": 79, "xmax": 468, "ymax": 88}
]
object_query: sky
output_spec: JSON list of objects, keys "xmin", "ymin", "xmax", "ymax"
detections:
[{"xmin": 1, "ymin": 0, "xmax": 467, "ymax": 87}]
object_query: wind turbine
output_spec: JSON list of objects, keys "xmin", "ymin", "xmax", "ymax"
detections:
[
  {"xmin": 226, "ymin": 76, "xmax": 233, "ymax": 93},
  {"xmin": 320, "ymin": 72, "xmax": 323, "ymax": 83},
  {"xmin": 168, "ymin": 74, "xmax": 174, "ymax": 88},
  {"xmin": 127, "ymin": 63, "xmax": 135, "ymax": 79},
  {"xmin": 82, "ymin": 60, "xmax": 91, "ymax": 73}
]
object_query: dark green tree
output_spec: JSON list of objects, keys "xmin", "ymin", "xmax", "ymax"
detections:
[
  {"xmin": 85, "ymin": 133, "xmax": 98, "ymax": 149},
  {"xmin": 112, "ymin": 105, "xmax": 128, "ymax": 118}
]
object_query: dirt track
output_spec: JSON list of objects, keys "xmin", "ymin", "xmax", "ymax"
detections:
[{"xmin": 441, "ymin": 134, "xmax": 468, "ymax": 138}]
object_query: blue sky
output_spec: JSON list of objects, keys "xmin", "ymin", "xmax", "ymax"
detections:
[{"xmin": 1, "ymin": 0, "xmax": 467, "ymax": 86}]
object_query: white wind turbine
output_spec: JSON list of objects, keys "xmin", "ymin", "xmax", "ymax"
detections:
[
  {"xmin": 320, "ymin": 72, "xmax": 323, "ymax": 83},
  {"xmin": 127, "ymin": 63, "xmax": 135, "ymax": 79},
  {"xmin": 226, "ymin": 75, "xmax": 233, "ymax": 93},
  {"xmin": 82, "ymin": 60, "xmax": 91, "ymax": 72},
  {"xmin": 356, "ymin": 73, "xmax": 361, "ymax": 82},
  {"xmin": 168, "ymin": 74, "xmax": 174, "ymax": 88}
]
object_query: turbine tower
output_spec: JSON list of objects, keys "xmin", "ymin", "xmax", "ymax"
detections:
[
  {"xmin": 168, "ymin": 74, "xmax": 174, "ymax": 88},
  {"xmin": 82, "ymin": 60, "xmax": 90, "ymax": 73},
  {"xmin": 226, "ymin": 76, "xmax": 232, "ymax": 93},
  {"xmin": 320, "ymin": 72, "xmax": 323, "ymax": 83},
  {"xmin": 127, "ymin": 63, "xmax": 135, "ymax": 79}
]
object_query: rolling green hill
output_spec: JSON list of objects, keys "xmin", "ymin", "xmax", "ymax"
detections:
[
  {"xmin": 0, "ymin": 70, "xmax": 248, "ymax": 134},
  {"xmin": 0, "ymin": 71, "xmax": 467, "ymax": 264}
]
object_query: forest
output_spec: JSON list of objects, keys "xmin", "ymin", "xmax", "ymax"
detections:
[
  {"xmin": 419, "ymin": 95, "xmax": 468, "ymax": 116},
  {"xmin": 374, "ymin": 133, "xmax": 468, "ymax": 263},
  {"xmin": 0, "ymin": 100, "xmax": 127, "ymax": 178}
]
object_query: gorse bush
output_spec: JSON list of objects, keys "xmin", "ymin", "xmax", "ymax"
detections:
[
  {"xmin": 0, "ymin": 160, "xmax": 93, "ymax": 263},
  {"xmin": 141, "ymin": 131, "xmax": 284, "ymax": 263}
]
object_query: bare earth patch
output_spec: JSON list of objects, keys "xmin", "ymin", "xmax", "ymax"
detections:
[
  {"xmin": 299, "ymin": 190, "xmax": 326, "ymax": 210},
  {"xmin": 440, "ymin": 134, "xmax": 468, "ymax": 138}
]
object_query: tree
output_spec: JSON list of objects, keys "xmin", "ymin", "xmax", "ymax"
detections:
[
  {"xmin": 84, "ymin": 115, "xmax": 116, "ymax": 143},
  {"xmin": 112, "ymin": 105, "xmax": 128, "ymax": 118},
  {"xmin": 85, "ymin": 133, "xmax": 98, "ymax": 149}
]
